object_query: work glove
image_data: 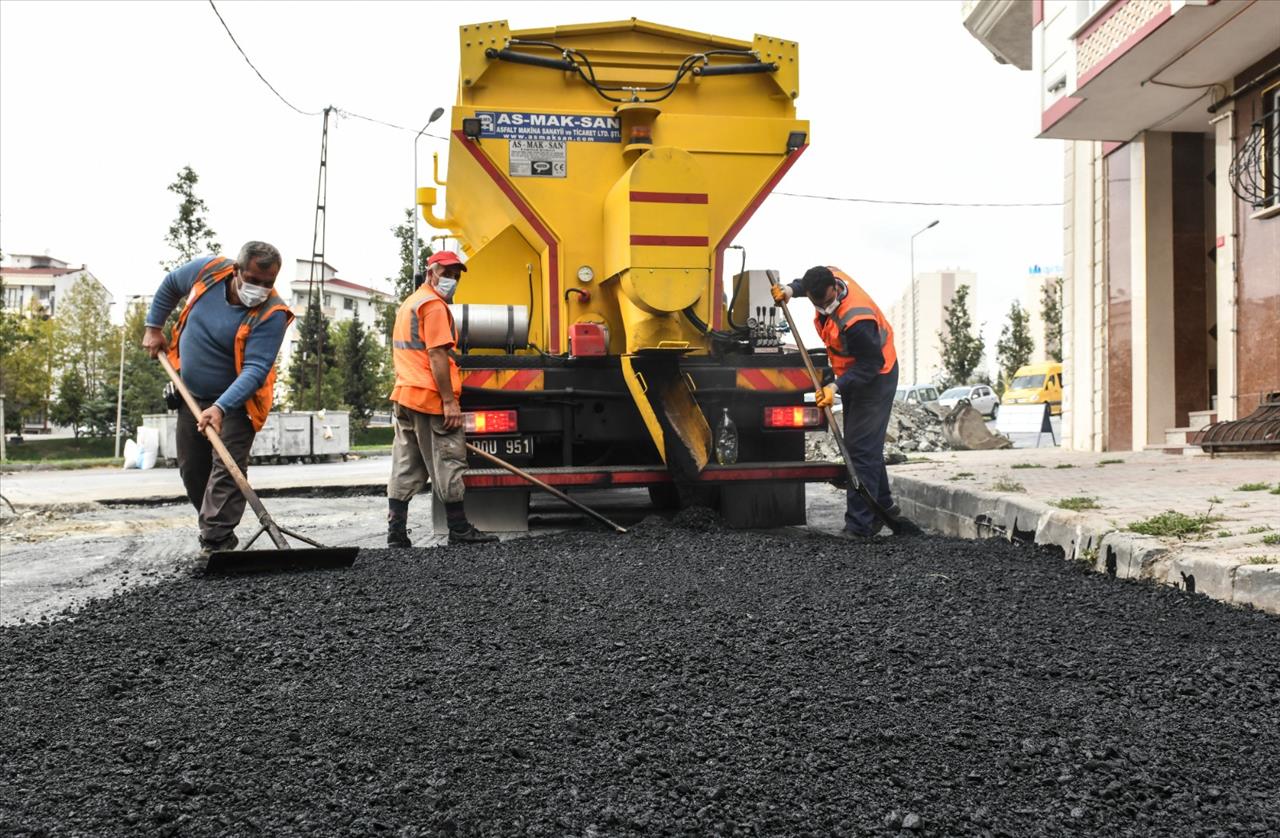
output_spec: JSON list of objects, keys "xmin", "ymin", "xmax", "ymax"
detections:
[
  {"xmin": 770, "ymin": 284, "xmax": 791, "ymax": 305},
  {"xmin": 815, "ymin": 384, "xmax": 836, "ymax": 409}
]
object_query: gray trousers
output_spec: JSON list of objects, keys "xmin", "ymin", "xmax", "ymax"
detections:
[
  {"xmin": 387, "ymin": 402, "xmax": 467, "ymax": 504},
  {"xmin": 175, "ymin": 399, "xmax": 255, "ymax": 545}
]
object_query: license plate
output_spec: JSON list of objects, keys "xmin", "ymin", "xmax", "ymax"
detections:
[{"xmin": 468, "ymin": 435, "xmax": 534, "ymax": 464}]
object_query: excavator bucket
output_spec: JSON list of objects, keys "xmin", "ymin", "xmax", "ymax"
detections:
[
  {"xmin": 622, "ymin": 351, "xmax": 712, "ymax": 482},
  {"xmin": 942, "ymin": 402, "xmax": 1013, "ymax": 451}
]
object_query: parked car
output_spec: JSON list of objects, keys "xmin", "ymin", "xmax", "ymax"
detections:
[
  {"xmin": 1002, "ymin": 362, "xmax": 1064, "ymax": 415},
  {"xmin": 938, "ymin": 384, "xmax": 999, "ymax": 418},
  {"xmin": 894, "ymin": 384, "xmax": 941, "ymax": 407}
]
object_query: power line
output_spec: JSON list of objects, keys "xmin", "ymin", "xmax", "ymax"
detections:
[
  {"xmin": 208, "ymin": 1, "xmax": 449, "ymax": 140},
  {"xmin": 774, "ymin": 191, "xmax": 1062, "ymax": 208},
  {"xmin": 207, "ymin": 0, "xmax": 320, "ymax": 117}
]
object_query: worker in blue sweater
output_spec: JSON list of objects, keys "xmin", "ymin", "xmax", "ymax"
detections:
[{"xmin": 143, "ymin": 242, "xmax": 292, "ymax": 553}]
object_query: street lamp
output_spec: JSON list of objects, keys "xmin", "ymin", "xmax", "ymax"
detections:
[
  {"xmin": 909, "ymin": 219, "xmax": 940, "ymax": 384},
  {"xmin": 411, "ymin": 107, "xmax": 447, "ymax": 283}
]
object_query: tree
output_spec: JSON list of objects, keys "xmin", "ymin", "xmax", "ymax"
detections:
[
  {"xmin": 1041, "ymin": 275, "xmax": 1064, "ymax": 362},
  {"xmin": 118, "ymin": 300, "xmax": 168, "ymax": 437},
  {"xmin": 50, "ymin": 367, "xmax": 87, "ymax": 436},
  {"xmin": 937, "ymin": 284, "xmax": 984, "ymax": 389},
  {"xmin": 995, "ymin": 300, "xmax": 1034, "ymax": 395},
  {"xmin": 286, "ymin": 299, "xmax": 339, "ymax": 409},
  {"xmin": 83, "ymin": 380, "xmax": 119, "ymax": 439},
  {"xmin": 54, "ymin": 275, "xmax": 114, "ymax": 393},
  {"xmin": 388, "ymin": 208, "xmax": 433, "ymax": 303},
  {"xmin": 334, "ymin": 308, "xmax": 384, "ymax": 430},
  {"xmin": 162, "ymin": 166, "xmax": 220, "ymax": 271},
  {"xmin": 0, "ymin": 309, "xmax": 56, "ymax": 434}
]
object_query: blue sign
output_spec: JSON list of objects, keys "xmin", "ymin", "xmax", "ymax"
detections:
[{"xmin": 476, "ymin": 111, "xmax": 621, "ymax": 143}]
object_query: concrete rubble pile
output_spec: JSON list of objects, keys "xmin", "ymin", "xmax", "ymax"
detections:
[
  {"xmin": 3, "ymin": 520, "xmax": 1278, "ymax": 835},
  {"xmin": 805, "ymin": 400, "xmax": 954, "ymax": 465}
]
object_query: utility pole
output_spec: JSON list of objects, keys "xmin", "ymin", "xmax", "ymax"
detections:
[
  {"xmin": 1, "ymin": 395, "xmax": 6, "ymax": 462},
  {"xmin": 113, "ymin": 317, "xmax": 126, "ymax": 458},
  {"xmin": 308, "ymin": 106, "xmax": 333, "ymax": 411},
  {"xmin": 909, "ymin": 220, "xmax": 940, "ymax": 384}
]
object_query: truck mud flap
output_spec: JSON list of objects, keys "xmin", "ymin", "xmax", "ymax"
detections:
[{"xmin": 622, "ymin": 352, "xmax": 711, "ymax": 482}]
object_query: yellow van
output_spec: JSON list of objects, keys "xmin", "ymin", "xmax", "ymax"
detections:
[{"xmin": 1002, "ymin": 362, "xmax": 1063, "ymax": 415}]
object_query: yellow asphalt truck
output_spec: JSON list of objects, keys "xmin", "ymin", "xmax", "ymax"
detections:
[{"xmin": 421, "ymin": 18, "xmax": 840, "ymax": 529}]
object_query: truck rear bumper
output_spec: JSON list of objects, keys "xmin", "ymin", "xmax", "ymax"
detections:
[{"xmin": 464, "ymin": 461, "xmax": 844, "ymax": 490}]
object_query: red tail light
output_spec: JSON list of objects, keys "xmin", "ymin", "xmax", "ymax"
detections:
[
  {"xmin": 463, "ymin": 410, "xmax": 518, "ymax": 434},
  {"xmin": 763, "ymin": 406, "xmax": 822, "ymax": 429}
]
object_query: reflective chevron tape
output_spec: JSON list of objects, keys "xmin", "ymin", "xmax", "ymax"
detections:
[
  {"xmin": 461, "ymin": 369, "xmax": 545, "ymax": 390},
  {"xmin": 735, "ymin": 368, "xmax": 814, "ymax": 391}
]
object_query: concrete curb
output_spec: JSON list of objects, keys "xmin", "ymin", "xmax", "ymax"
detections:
[{"xmin": 889, "ymin": 473, "xmax": 1279, "ymax": 616}]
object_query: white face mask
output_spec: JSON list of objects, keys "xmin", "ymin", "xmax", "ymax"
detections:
[
  {"xmin": 238, "ymin": 280, "xmax": 270, "ymax": 307},
  {"xmin": 818, "ymin": 298, "xmax": 839, "ymax": 316},
  {"xmin": 435, "ymin": 276, "xmax": 458, "ymax": 301}
]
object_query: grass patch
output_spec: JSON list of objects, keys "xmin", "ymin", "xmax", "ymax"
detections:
[
  {"xmin": 352, "ymin": 426, "xmax": 395, "ymax": 447},
  {"xmin": 1054, "ymin": 463, "xmax": 1076, "ymax": 469},
  {"xmin": 1010, "ymin": 462, "xmax": 1045, "ymax": 469},
  {"xmin": 1097, "ymin": 458, "xmax": 1125, "ymax": 467},
  {"xmin": 990, "ymin": 478, "xmax": 1026, "ymax": 493},
  {"xmin": 1246, "ymin": 556, "xmax": 1277, "ymax": 565},
  {"xmin": 1271, "ymin": 486, "xmax": 1280, "ymax": 495},
  {"xmin": 2, "ymin": 436, "xmax": 115, "ymax": 462},
  {"xmin": 1128, "ymin": 509, "xmax": 1223, "ymax": 540},
  {"xmin": 1216, "ymin": 531, "xmax": 1232, "ymax": 538},
  {"xmin": 1052, "ymin": 496, "xmax": 1101, "ymax": 511},
  {"xmin": 1247, "ymin": 525, "xmax": 1272, "ymax": 534},
  {"xmin": 1263, "ymin": 533, "xmax": 1280, "ymax": 546},
  {"xmin": 1208, "ymin": 495, "xmax": 1223, "ymax": 503},
  {"xmin": 949, "ymin": 471, "xmax": 975, "ymax": 481},
  {"xmin": 1235, "ymin": 482, "xmax": 1273, "ymax": 492}
]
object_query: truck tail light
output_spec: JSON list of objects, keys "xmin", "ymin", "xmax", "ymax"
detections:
[
  {"xmin": 463, "ymin": 410, "xmax": 518, "ymax": 435},
  {"xmin": 763, "ymin": 406, "xmax": 822, "ymax": 429}
]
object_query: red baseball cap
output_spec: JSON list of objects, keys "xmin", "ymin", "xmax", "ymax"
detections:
[{"xmin": 427, "ymin": 250, "xmax": 467, "ymax": 271}]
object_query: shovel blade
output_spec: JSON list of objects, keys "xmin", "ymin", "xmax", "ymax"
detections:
[{"xmin": 203, "ymin": 546, "xmax": 359, "ymax": 575}]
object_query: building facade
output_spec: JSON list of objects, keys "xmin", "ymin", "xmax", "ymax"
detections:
[
  {"xmin": 888, "ymin": 269, "xmax": 978, "ymax": 386},
  {"xmin": 0, "ymin": 254, "xmax": 111, "ymax": 317},
  {"xmin": 964, "ymin": 0, "xmax": 1280, "ymax": 451},
  {"xmin": 277, "ymin": 259, "xmax": 394, "ymax": 374}
]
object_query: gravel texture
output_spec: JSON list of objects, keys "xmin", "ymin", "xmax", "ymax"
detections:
[{"xmin": 3, "ymin": 519, "xmax": 1279, "ymax": 837}]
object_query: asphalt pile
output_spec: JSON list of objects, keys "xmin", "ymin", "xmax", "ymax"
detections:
[{"xmin": 3, "ymin": 520, "xmax": 1279, "ymax": 836}]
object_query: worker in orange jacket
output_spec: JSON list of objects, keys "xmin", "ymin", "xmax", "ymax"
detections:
[
  {"xmin": 385, "ymin": 251, "xmax": 497, "ymax": 547},
  {"xmin": 774, "ymin": 266, "xmax": 919, "ymax": 538}
]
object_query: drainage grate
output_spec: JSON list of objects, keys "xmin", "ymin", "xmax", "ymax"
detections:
[{"xmin": 1199, "ymin": 393, "xmax": 1280, "ymax": 453}]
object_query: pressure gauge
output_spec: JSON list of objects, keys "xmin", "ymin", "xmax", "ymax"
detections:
[{"xmin": 577, "ymin": 265, "xmax": 595, "ymax": 284}]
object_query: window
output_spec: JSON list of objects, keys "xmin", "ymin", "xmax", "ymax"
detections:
[
  {"xmin": 1012, "ymin": 374, "xmax": 1046, "ymax": 390},
  {"xmin": 1267, "ymin": 85, "xmax": 1279, "ymax": 208},
  {"xmin": 323, "ymin": 294, "xmax": 332, "ymax": 307},
  {"xmin": 343, "ymin": 297, "xmax": 354, "ymax": 310}
]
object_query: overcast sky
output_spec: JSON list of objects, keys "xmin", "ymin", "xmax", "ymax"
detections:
[{"xmin": 0, "ymin": 0, "xmax": 1062, "ymax": 373}]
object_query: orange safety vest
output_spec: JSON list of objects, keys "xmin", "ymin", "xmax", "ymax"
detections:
[
  {"xmin": 814, "ymin": 267, "xmax": 897, "ymax": 380},
  {"xmin": 390, "ymin": 283, "xmax": 461, "ymax": 415},
  {"xmin": 167, "ymin": 257, "xmax": 294, "ymax": 432}
]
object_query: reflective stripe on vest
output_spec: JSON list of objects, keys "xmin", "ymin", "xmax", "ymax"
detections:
[
  {"xmin": 813, "ymin": 267, "xmax": 897, "ymax": 379},
  {"xmin": 391, "ymin": 284, "xmax": 459, "ymax": 402}
]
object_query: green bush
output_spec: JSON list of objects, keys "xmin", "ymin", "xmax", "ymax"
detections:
[{"xmin": 1052, "ymin": 496, "xmax": 1101, "ymax": 511}]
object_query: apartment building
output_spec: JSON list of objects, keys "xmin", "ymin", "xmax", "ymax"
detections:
[
  {"xmin": 0, "ymin": 253, "xmax": 111, "ymax": 316},
  {"xmin": 887, "ymin": 269, "xmax": 978, "ymax": 386},
  {"xmin": 964, "ymin": 0, "xmax": 1280, "ymax": 452}
]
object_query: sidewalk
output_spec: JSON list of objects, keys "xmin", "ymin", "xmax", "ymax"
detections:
[{"xmin": 888, "ymin": 449, "xmax": 1280, "ymax": 614}]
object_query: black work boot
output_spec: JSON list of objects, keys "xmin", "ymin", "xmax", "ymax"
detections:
[
  {"xmin": 448, "ymin": 523, "xmax": 499, "ymax": 545},
  {"xmin": 443, "ymin": 501, "xmax": 498, "ymax": 545},
  {"xmin": 387, "ymin": 499, "xmax": 412, "ymax": 548},
  {"xmin": 199, "ymin": 533, "xmax": 239, "ymax": 556}
]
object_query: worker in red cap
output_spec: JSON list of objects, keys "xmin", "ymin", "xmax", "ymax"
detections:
[{"xmin": 385, "ymin": 250, "xmax": 497, "ymax": 547}]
